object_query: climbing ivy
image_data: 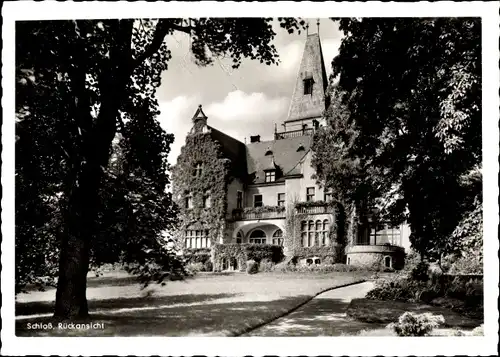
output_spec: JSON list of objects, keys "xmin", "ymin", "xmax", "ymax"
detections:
[
  {"xmin": 285, "ymin": 201, "xmax": 346, "ymax": 262},
  {"xmin": 172, "ymin": 131, "xmax": 232, "ymax": 249},
  {"xmin": 212, "ymin": 243, "xmax": 284, "ymax": 272}
]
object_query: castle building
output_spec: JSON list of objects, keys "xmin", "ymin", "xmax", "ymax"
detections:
[{"xmin": 172, "ymin": 30, "xmax": 410, "ymax": 270}]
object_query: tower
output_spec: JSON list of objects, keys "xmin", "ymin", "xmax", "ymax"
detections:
[
  {"xmin": 284, "ymin": 27, "xmax": 328, "ymax": 131},
  {"xmin": 190, "ymin": 104, "xmax": 209, "ymax": 134}
]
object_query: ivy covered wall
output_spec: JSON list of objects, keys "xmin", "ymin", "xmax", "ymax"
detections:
[
  {"xmin": 285, "ymin": 201, "xmax": 346, "ymax": 262},
  {"xmin": 172, "ymin": 131, "xmax": 233, "ymax": 249}
]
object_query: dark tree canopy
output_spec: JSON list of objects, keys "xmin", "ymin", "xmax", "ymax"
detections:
[
  {"xmin": 312, "ymin": 18, "xmax": 482, "ymax": 260},
  {"xmin": 15, "ymin": 18, "xmax": 306, "ymax": 317}
]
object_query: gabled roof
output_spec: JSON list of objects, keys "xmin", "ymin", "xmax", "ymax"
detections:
[
  {"xmin": 246, "ymin": 135, "xmax": 312, "ymax": 184},
  {"xmin": 286, "ymin": 33, "xmax": 328, "ymax": 123}
]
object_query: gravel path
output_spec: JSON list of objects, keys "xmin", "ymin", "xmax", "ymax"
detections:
[{"xmin": 245, "ymin": 281, "xmax": 380, "ymax": 336}]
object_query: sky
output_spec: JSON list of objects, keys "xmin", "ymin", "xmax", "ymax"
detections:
[{"xmin": 156, "ymin": 18, "xmax": 343, "ymax": 166}]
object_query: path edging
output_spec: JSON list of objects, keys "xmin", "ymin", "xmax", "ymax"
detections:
[{"xmin": 229, "ymin": 279, "xmax": 367, "ymax": 337}]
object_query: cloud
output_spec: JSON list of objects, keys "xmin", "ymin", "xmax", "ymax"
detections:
[
  {"xmin": 205, "ymin": 90, "xmax": 289, "ymax": 123},
  {"xmin": 157, "ymin": 95, "xmax": 200, "ymax": 165}
]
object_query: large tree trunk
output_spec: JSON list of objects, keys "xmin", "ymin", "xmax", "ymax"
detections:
[
  {"xmin": 52, "ymin": 19, "xmax": 153, "ymax": 318},
  {"xmin": 54, "ymin": 98, "xmax": 120, "ymax": 318}
]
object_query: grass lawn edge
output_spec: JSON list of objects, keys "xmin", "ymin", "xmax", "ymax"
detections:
[{"xmin": 229, "ymin": 278, "xmax": 367, "ymax": 337}]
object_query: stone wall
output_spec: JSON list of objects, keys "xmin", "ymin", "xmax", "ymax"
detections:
[{"xmin": 346, "ymin": 245, "xmax": 405, "ymax": 270}]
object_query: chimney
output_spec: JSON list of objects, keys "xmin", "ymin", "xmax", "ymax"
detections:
[{"xmin": 250, "ymin": 135, "xmax": 261, "ymax": 143}]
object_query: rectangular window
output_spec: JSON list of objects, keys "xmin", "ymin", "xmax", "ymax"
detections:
[
  {"xmin": 185, "ymin": 193, "xmax": 193, "ymax": 209},
  {"xmin": 304, "ymin": 78, "xmax": 314, "ymax": 95},
  {"xmin": 370, "ymin": 224, "xmax": 401, "ymax": 246},
  {"xmin": 308, "ymin": 232, "xmax": 314, "ymax": 247},
  {"xmin": 324, "ymin": 189, "xmax": 333, "ymax": 202},
  {"xmin": 236, "ymin": 191, "xmax": 243, "ymax": 209},
  {"xmin": 265, "ymin": 171, "xmax": 276, "ymax": 183},
  {"xmin": 195, "ymin": 230, "xmax": 201, "ymax": 248},
  {"xmin": 306, "ymin": 187, "xmax": 315, "ymax": 202},
  {"xmin": 357, "ymin": 225, "xmax": 370, "ymax": 245},
  {"xmin": 254, "ymin": 194, "xmax": 263, "ymax": 208},
  {"xmin": 301, "ymin": 232, "xmax": 307, "ymax": 247},
  {"xmin": 203, "ymin": 192, "xmax": 211, "ymax": 208},
  {"xmin": 193, "ymin": 163, "xmax": 203, "ymax": 177},
  {"xmin": 277, "ymin": 193, "xmax": 285, "ymax": 207}
]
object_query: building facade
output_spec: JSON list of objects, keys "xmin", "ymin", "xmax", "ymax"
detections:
[{"xmin": 172, "ymin": 31, "xmax": 410, "ymax": 270}]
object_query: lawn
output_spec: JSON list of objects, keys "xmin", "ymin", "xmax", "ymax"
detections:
[{"xmin": 16, "ymin": 271, "xmax": 369, "ymax": 337}]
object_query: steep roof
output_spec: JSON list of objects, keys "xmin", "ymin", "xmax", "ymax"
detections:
[
  {"xmin": 285, "ymin": 33, "xmax": 328, "ymax": 123},
  {"xmin": 246, "ymin": 135, "xmax": 312, "ymax": 184},
  {"xmin": 209, "ymin": 126, "xmax": 248, "ymax": 178}
]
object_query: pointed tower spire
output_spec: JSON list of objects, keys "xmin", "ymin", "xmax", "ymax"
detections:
[
  {"xmin": 190, "ymin": 104, "xmax": 209, "ymax": 134},
  {"xmin": 284, "ymin": 29, "xmax": 328, "ymax": 125}
]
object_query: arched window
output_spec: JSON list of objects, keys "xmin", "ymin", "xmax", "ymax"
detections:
[
  {"xmin": 236, "ymin": 230, "xmax": 243, "ymax": 244},
  {"xmin": 265, "ymin": 150, "xmax": 273, "ymax": 156},
  {"xmin": 384, "ymin": 256, "xmax": 392, "ymax": 268},
  {"xmin": 272, "ymin": 229, "xmax": 284, "ymax": 246},
  {"xmin": 249, "ymin": 229, "xmax": 266, "ymax": 244}
]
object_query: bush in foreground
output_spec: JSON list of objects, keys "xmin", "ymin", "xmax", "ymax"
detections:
[
  {"xmin": 258, "ymin": 259, "xmax": 274, "ymax": 272},
  {"xmin": 388, "ymin": 312, "xmax": 445, "ymax": 336},
  {"xmin": 246, "ymin": 260, "xmax": 259, "ymax": 274},
  {"xmin": 471, "ymin": 324, "xmax": 484, "ymax": 336}
]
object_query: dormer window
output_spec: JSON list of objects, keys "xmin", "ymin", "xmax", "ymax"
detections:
[
  {"xmin": 265, "ymin": 170, "xmax": 276, "ymax": 183},
  {"xmin": 265, "ymin": 150, "xmax": 273, "ymax": 156},
  {"xmin": 304, "ymin": 78, "xmax": 314, "ymax": 95},
  {"xmin": 193, "ymin": 162, "xmax": 203, "ymax": 177},
  {"xmin": 297, "ymin": 144, "xmax": 305, "ymax": 152}
]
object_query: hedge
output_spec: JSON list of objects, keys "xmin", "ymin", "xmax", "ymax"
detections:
[{"xmin": 212, "ymin": 243, "xmax": 284, "ymax": 272}]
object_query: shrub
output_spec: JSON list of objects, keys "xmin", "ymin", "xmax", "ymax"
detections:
[
  {"xmin": 246, "ymin": 259, "xmax": 259, "ymax": 274},
  {"xmin": 203, "ymin": 260, "xmax": 213, "ymax": 272},
  {"xmin": 411, "ymin": 261, "xmax": 430, "ymax": 282},
  {"xmin": 185, "ymin": 262, "xmax": 204, "ymax": 274},
  {"xmin": 245, "ymin": 244, "xmax": 284, "ymax": 263},
  {"xmin": 366, "ymin": 274, "xmax": 428, "ymax": 302},
  {"xmin": 388, "ymin": 312, "xmax": 445, "ymax": 336},
  {"xmin": 471, "ymin": 324, "xmax": 484, "ymax": 336},
  {"xmin": 272, "ymin": 261, "xmax": 297, "ymax": 272},
  {"xmin": 323, "ymin": 256, "xmax": 335, "ymax": 265},
  {"xmin": 258, "ymin": 259, "xmax": 274, "ymax": 272},
  {"xmin": 448, "ymin": 256, "xmax": 483, "ymax": 275},
  {"xmin": 184, "ymin": 248, "xmax": 211, "ymax": 265},
  {"xmin": 403, "ymin": 250, "xmax": 421, "ymax": 272}
]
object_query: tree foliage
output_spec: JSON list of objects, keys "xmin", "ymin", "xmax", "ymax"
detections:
[
  {"xmin": 312, "ymin": 18, "xmax": 481, "ymax": 260},
  {"xmin": 15, "ymin": 18, "xmax": 306, "ymax": 316}
]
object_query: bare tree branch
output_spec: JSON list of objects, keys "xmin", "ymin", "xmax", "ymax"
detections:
[{"xmin": 131, "ymin": 19, "xmax": 193, "ymax": 70}]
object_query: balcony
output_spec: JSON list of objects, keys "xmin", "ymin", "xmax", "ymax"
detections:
[
  {"xmin": 295, "ymin": 201, "xmax": 335, "ymax": 215},
  {"xmin": 274, "ymin": 128, "xmax": 315, "ymax": 140},
  {"xmin": 232, "ymin": 206, "xmax": 286, "ymax": 221}
]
